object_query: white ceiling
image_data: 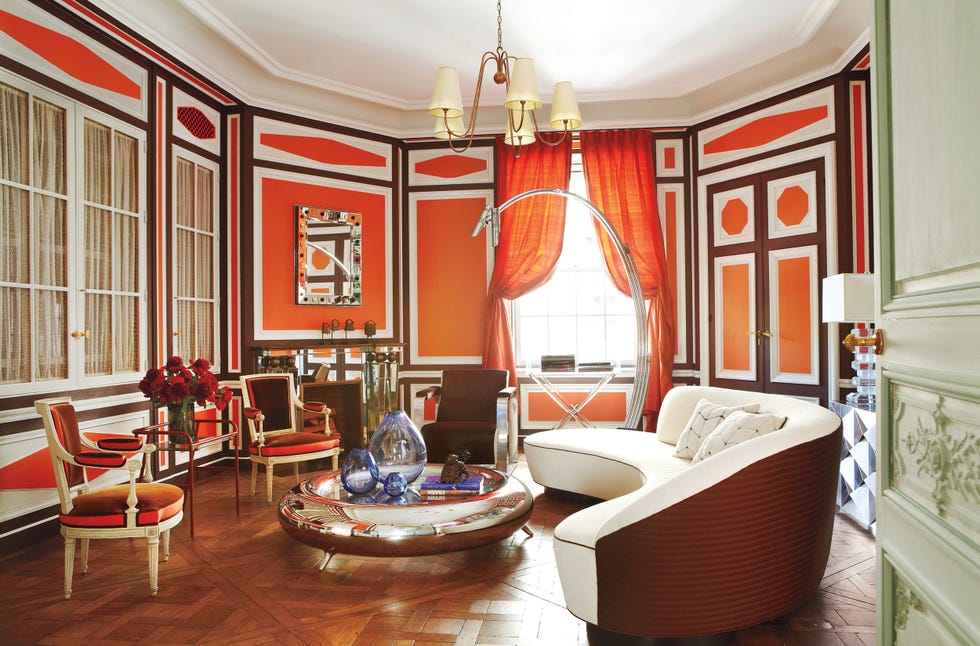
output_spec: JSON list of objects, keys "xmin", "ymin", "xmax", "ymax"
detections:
[{"xmin": 89, "ymin": 0, "xmax": 870, "ymax": 138}]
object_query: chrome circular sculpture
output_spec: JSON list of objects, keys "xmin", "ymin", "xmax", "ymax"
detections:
[{"xmin": 472, "ymin": 188, "xmax": 650, "ymax": 430}]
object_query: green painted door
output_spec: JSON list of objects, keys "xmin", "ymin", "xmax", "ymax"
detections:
[{"xmin": 873, "ymin": 1, "xmax": 980, "ymax": 643}]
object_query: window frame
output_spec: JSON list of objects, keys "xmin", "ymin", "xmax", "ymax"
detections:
[
  {"xmin": 511, "ymin": 154, "xmax": 638, "ymax": 371},
  {"xmin": 170, "ymin": 147, "xmax": 221, "ymax": 370}
]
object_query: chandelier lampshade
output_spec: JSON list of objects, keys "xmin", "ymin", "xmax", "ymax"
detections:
[
  {"xmin": 428, "ymin": 67, "xmax": 464, "ymax": 118},
  {"xmin": 428, "ymin": 0, "xmax": 581, "ymax": 154},
  {"xmin": 504, "ymin": 58, "xmax": 542, "ymax": 111},
  {"xmin": 434, "ymin": 115, "xmax": 466, "ymax": 140},
  {"xmin": 550, "ymin": 81, "xmax": 582, "ymax": 130},
  {"xmin": 504, "ymin": 109, "xmax": 536, "ymax": 147}
]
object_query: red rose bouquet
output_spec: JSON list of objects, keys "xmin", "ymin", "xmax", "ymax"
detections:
[{"xmin": 138, "ymin": 356, "xmax": 232, "ymax": 439}]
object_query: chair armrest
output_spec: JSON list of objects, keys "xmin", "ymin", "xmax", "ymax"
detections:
[
  {"xmin": 243, "ymin": 407, "xmax": 262, "ymax": 420},
  {"xmin": 494, "ymin": 387, "xmax": 519, "ymax": 470},
  {"xmin": 96, "ymin": 436, "xmax": 145, "ymax": 452},
  {"xmin": 415, "ymin": 386, "xmax": 441, "ymax": 400},
  {"xmin": 301, "ymin": 401, "xmax": 330, "ymax": 414},
  {"xmin": 412, "ymin": 386, "xmax": 441, "ymax": 428}
]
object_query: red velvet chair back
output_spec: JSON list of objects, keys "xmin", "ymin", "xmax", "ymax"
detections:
[
  {"xmin": 48, "ymin": 402, "xmax": 85, "ymax": 487},
  {"xmin": 245, "ymin": 376, "xmax": 294, "ymax": 432}
]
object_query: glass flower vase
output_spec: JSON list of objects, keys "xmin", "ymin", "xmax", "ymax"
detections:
[
  {"xmin": 368, "ymin": 410, "xmax": 427, "ymax": 484},
  {"xmin": 167, "ymin": 401, "xmax": 195, "ymax": 442},
  {"xmin": 340, "ymin": 449, "xmax": 380, "ymax": 494}
]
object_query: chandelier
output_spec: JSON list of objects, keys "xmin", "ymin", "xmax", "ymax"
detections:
[{"xmin": 427, "ymin": 0, "xmax": 582, "ymax": 154}]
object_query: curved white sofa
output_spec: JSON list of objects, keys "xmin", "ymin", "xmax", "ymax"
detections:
[{"xmin": 524, "ymin": 385, "xmax": 842, "ymax": 639}]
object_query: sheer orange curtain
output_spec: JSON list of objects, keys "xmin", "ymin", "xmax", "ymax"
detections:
[
  {"xmin": 483, "ymin": 136, "xmax": 572, "ymax": 386},
  {"xmin": 580, "ymin": 129, "xmax": 675, "ymax": 417}
]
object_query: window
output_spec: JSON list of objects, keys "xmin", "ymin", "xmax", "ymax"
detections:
[
  {"xmin": 0, "ymin": 74, "xmax": 146, "ymax": 395},
  {"xmin": 172, "ymin": 153, "xmax": 219, "ymax": 366},
  {"xmin": 81, "ymin": 118, "xmax": 142, "ymax": 377},
  {"xmin": 513, "ymin": 155, "xmax": 636, "ymax": 367}
]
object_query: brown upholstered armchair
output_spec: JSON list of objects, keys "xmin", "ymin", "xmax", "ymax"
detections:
[{"xmin": 412, "ymin": 369, "xmax": 518, "ymax": 471}]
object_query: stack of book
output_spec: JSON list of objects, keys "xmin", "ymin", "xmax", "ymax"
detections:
[
  {"xmin": 578, "ymin": 361, "xmax": 613, "ymax": 372},
  {"xmin": 419, "ymin": 474, "xmax": 484, "ymax": 496},
  {"xmin": 541, "ymin": 354, "xmax": 576, "ymax": 372}
]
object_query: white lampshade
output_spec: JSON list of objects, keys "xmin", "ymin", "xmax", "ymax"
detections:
[
  {"xmin": 428, "ymin": 67, "xmax": 464, "ymax": 118},
  {"xmin": 822, "ymin": 273, "xmax": 875, "ymax": 323},
  {"xmin": 433, "ymin": 115, "xmax": 465, "ymax": 139},
  {"xmin": 504, "ymin": 109, "xmax": 535, "ymax": 147},
  {"xmin": 504, "ymin": 58, "xmax": 542, "ymax": 111},
  {"xmin": 548, "ymin": 81, "xmax": 582, "ymax": 130}
]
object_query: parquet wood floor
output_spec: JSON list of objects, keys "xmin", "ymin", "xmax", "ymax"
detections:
[{"xmin": 0, "ymin": 457, "xmax": 876, "ymax": 645}]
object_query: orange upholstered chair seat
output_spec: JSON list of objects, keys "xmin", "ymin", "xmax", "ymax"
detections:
[
  {"xmin": 249, "ymin": 432, "xmax": 340, "ymax": 457},
  {"xmin": 60, "ymin": 483, "xmax": 185, "ymax": 528}
]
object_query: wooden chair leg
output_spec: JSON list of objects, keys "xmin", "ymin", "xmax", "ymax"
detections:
[
  {"xmin": 63, "ymin": 536, "xmax": 75, "ymax": 600},
  {"xmin": 331, "ymin": 453, "xmax": 339, "ymax": 470},
  {"xmin": 162, "ymin": 529, "xmax": 171, "ymax": 562},
  {"xmin": 79, "ymin": 538, "xmax": 90, "ymax": 574},
  {"xmin": 293, "ymin": 462, "xmax": 300, "ymax": 482},
  {"xmin": 266, "ymin": 464, "xmax": 274, "ymax": 503},
  {"xmin": 250, "ymin": 462, "xmax": 258, "ymax": 495},
  {"xmin": 146, "ymin": 530, "xmax": 160, "ymax": 597}
]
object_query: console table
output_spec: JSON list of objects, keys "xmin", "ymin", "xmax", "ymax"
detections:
[{"xmin": 528, "ymin": 368, "xmax": 617, "ymax": 429}]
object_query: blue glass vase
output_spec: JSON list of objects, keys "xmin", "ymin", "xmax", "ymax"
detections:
[
  {"xmin": 368, "ymin": 410, "xmax": 427, "ymax": 484},
  {"xmin": 382, "ymin": 472, "xmax": 408, "ymax": 496},
  {"xmin": 340, "ymin": 448, "xmax": 379, "ymax": 494}
]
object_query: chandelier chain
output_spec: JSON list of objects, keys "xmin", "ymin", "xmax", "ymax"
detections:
[{"xmin": 497, "ymin": 0, "xmax": 503, "ymax": 53}]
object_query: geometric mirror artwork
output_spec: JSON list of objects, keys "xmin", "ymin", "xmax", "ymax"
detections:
[{"xmin": 296, "ymin": 205, "xmax": 362, "ymax": 305}]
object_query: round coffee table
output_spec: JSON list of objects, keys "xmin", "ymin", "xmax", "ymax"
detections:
[{"xmin": 278, "ymin": 465, "xmax": 534, "ymax": 568}]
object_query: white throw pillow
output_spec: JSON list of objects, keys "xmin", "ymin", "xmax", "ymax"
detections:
[
  {"xmin": 692, "ymin": 410, "xmax": 788, "ymax": 463},
  {"xmin": 672, "ymin": 399, "xmax": 760, "ymax": 459}
]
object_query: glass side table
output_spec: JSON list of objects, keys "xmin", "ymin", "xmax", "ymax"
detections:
[{"xmin": 133, "ymin": 418, "xmax": 240, "ymax": 539}]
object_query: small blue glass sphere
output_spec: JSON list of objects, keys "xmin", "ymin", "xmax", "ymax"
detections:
[
  {"xmin": 368, "ymin": 410, "xmax": 427, "ymax": 484},
  {"xmin": 382, "ymin": 472, "xmax": 408, "ymax": 496},
  {"xmin": 340, "ymin": 448, "xmax": 379, "ymax": 494}
]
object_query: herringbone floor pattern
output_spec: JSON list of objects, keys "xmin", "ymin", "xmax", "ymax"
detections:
[{"xmin": 0, "ymin": 457, "xmax": 876, "ymax": 645}]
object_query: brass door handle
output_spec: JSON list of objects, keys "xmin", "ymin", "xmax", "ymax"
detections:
[
  {"xmin": 844, "ymin": 328, "xmax": 885, "ymax": 355},
  {"xmin": 70, "ymin": 330, "xmax": 89, "ymax": 339}
]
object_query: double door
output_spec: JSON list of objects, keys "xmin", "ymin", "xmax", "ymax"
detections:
[{"xmin": 707, "ymin": 159, "xmax": 827, "ymax": 401}]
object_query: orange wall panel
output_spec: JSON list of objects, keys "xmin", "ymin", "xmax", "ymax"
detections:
[
  {"xmin": 776, "ymin": 256, "xmax": 813, "ymax": 374},
  {"xmin": 416, "ymin": 197, "xmax": 488, "ymax": 357},
  {"xmin": 527, "ymin": 390, "xmax": 627, "ymax": 423},
  {"xmin": 721, "ymin": 263, "xmax": 751, "ymax": 371},
  {"xmin": 260, "ymin": 177, "xmax": 387, "ymax": 330}
]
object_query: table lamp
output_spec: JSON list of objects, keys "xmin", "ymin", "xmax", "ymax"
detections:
[{"xmin": 822, "ymin": 273, "xmax": 879, "ymax": 410}]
